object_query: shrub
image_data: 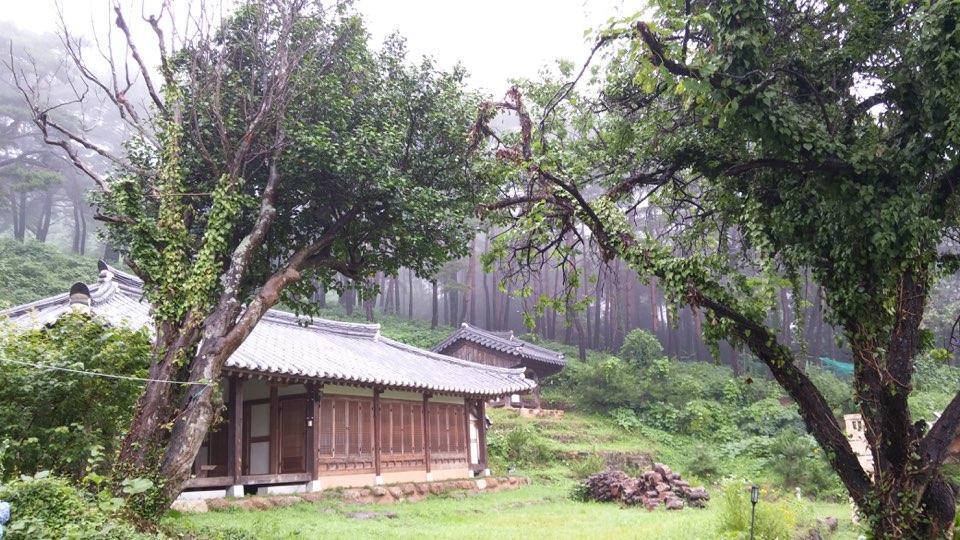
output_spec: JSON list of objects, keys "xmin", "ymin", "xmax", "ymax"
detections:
[
  {"xmin": 561, "ymin": 355, "xmax": 644, "ymax": 411},
  {"xmin": 736, "ymin": 397, "xmax": 803, "ymax": 437},
  {"xmin": 767, "ymin": 430, "xmax": 845, "ymax": 499},
  {"xmin": 641, "ymin": 402, "xmax": 683, "ymax": 432},
  {"xmin": 569, "ymin": 481, "xmax": 591, "ymax": 502},
  {"xmin": 568, "ymin": 454, "xmax": 606, "ymax": 480},
  {"xmin": 609, "ymin": 407, "xmax": 643, "ymax": 431},
  {"xmin": 805, "ymin": 365, "xmax": 856, "ymax": 414},
  {"xmin": 676, "ymin": 399, "xmax": 735, "ymax": 438},
  {"xmin": 0, "ymin": 473, "xmax": 149, "ymax": 539},
  {"xmin": 716, "ymin": 483, "xmax": 810, "ymax": 540},
  {"xmin": 685, "ymin": 444, "xmax": 721, "ymax": 481},
  {"xmin": 0, "ymin": 314, "xmax": 150, "ymax": 481},
  {"xmin": 619, "ymin": 329, "xmax": 665, "ymax": 369},
  {"xmin": 487, "ymin": 424, "xmax": 554, "ymax": 467},
  {"xmin": 0, "ymin": 239, "xmax": 97, "ymax": 308}
]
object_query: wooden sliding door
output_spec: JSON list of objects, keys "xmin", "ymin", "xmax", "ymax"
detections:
[{"xmin": 279, "ymin": 398, "xmax": 307, "ymax": 473}]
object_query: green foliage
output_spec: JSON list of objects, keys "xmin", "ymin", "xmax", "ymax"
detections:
[
  {"xmin": 567, "ymin": 454, "xmax": 606, "ymax": 480},
  {"xmin": 98, "ymin": 5, "xmax": 486, "ymax": 329},
  {"xmin": 0, "ymin": 473, "xmax": 151, "ymax": 539},
  {"xmin": 805, "ymin": 365, "xmax": 856, "ymax": 415},
  {"xmin": 676, "ymin": 399, "xmax": 736, "ymax": 438},
  {"xmin": 911, "ymin": 349, "xmax": 960, "ymax": 420},
  {"xmin": 716, "ymin": 483, "xmax": 810, "ymax": 540},
  {"xmin": 0, "ymin": 313, "xmax": 150, "ymax": 480},
  {"xmin": 767, "ymin": 430, "xmax": 845, "ymax": 500},
  {"xmin": 735, "ymin": 397, "xmax": 803, "ymax": 437},
  {"xmin": 685, "ymin": 444, "xmax": 721, "ymax": 482},
  {"xmin": 0, "ymin": 238, "xmax": 97, "ymax": 308},
  {"xmin": 486, "ymin": 424, "xmax": 554, "ymax": 468},
  {"xmin": 557, "ymin": 355, "xmax": 644, "ymax": 411},
  {"xmin": 609, "ymin": 407, "xmax": 643, "ymax": 431},
  {"xmin": 568, "ymin": 481, "xmax": 591, "ymax": 502},
  {"xmin": 618, "ymin": 328, "xmax": 665, "ymax": 369}
]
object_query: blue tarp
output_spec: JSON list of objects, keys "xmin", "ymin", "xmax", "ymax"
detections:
[{"xmin": 818, "ymin": 356, "xmax": 854, "ymax": 377}]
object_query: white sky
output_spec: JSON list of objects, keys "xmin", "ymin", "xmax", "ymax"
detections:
[{"xmin": 0, "ymin": 0, "xmax": 645, "ymax": 95}]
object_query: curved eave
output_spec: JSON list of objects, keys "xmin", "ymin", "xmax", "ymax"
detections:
[
  {"xmin": 221, "ymin": 366, "xmax": 536, "ymax": 398},
  {"xmin": 434, "ymin": 324, "xmax": 566, "ymax": 367}
]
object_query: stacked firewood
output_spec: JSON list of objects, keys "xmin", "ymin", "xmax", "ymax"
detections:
[{"xmin": 580, "ymin": 463, "xmax": 709, "ymax": 510}]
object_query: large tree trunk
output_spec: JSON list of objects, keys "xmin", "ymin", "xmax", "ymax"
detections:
[{"xmin": 117, "ymin": 318, "xmax": 203, "ymax": 472}]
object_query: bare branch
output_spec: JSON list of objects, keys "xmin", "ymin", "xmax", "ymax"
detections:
[{"xmin": 113, "ymin": 4, "xmax": 167, "ymax": 112}]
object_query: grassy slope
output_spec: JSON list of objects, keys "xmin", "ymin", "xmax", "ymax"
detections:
[{"xmin": 0, "ymin": 238, "xmax": 99, "ymax": 308}]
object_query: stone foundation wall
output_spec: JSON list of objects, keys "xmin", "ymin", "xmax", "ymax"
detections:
[{"xmin": 172, "ymin": 476, "xmax": 531, "ymax": 514}]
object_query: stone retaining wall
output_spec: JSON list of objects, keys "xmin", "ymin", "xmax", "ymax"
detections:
[{"xmin": 172, "ymin": 476, "xmax": 531, "ymax": 514}]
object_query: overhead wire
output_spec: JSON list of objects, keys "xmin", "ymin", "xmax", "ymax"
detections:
[{"xmin": 0, "ymin": 357, "xmax": 212, "ymax": 386}]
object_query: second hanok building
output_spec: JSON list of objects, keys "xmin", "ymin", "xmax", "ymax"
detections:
[{"xmin": 434, "ymin": 323, "xmax": 565, "ymax": 409}]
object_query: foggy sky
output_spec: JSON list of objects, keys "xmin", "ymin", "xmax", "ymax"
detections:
[{"xmin": 0, "ymin": 0, "xmax": 645, "ymax": 96}]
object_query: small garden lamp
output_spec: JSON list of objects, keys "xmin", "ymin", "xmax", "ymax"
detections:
[{"xmin": 749, "ymin": 485, "xmax": 760, "ymax": 540}]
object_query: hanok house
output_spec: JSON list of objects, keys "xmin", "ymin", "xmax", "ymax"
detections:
[
  {"xmin": 1, "ymin": 263, "xmax": 536, "ymax": 499},
  {"xmin": 433, "ymin": 323, "xmax": 565, "ymax": 409}
]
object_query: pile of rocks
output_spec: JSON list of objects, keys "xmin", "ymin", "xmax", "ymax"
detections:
[{"xmin": 580, "ymin": 463, "xmax": 709, "ymax": 510}]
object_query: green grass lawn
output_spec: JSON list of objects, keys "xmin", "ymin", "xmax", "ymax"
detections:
[
  {"xmin": 167, "ymin": 407, "xmax": 866, "ymax": 539},
  {"xmin": 168, "ymin": 483, "xmax": 863, "ymax": 540}
]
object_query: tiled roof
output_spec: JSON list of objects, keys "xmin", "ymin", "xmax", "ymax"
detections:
[
  {"xmin": 434, "ymin": 323, "xmax": 566, "ymax": 367},
  {"xmin": 1, "ymin": 263, "xmax": 535, "ymax": 397}
]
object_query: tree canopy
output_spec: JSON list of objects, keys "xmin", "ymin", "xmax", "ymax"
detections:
[
  {"xmin": 476, "ymin": 0, "xmax": 960, "ymax": 536},
  {"xmin": 14, "ymin": 0, "xmax": 485, "ymax": 511}
]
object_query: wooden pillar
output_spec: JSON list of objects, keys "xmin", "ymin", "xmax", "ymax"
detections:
[
  {"xmin": 422, "ymin": 393, "xmax": 432, "ymax": 473},
  {"xmin": 373, "ymin": 388, "xmax": 383, "ymax": 477},
  {"xmin": 269, "ymin": 383, "xmax": 279, "ymax": 474},
  {"xmin": 227, "ymin": 376, "xmax": 244, "ymax": 489},
  {"xmin": 463, "ymin": 398, "xmax": 472, "ymax": 467},
  {"xmin": 306, "ymin": 383, "xmax": 321, "ymax": 480},
  {"xmin": 478, "ymin": 400, "xmax": 488, "ymax": 472}
]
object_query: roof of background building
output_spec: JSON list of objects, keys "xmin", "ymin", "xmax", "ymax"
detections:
[
  {"xmin": 433, "ymin": 323, "xmax": 566, "ymax": 367},
  {"xmin": 0, "ymin": 263, "xmax": 535, "ymax": 397}
]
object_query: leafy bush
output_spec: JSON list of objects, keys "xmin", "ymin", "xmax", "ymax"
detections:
[
  {"xmin": 641, "ymin": 402, "xmax": 684, "ymax": 432},
  {"xmin": 767, "ymin": 430, "xmax": 845, "ymax": 499},
  {"xmin": 716, "ymin": 482, "xmax": 810, "ymax": 540},
  {"xmin": 0, "ymin": 313, "xmax": 150, "ymax": 480},
  {"xmin": 735, "ymin": 397, "xmax": 803, "ymax": 437},
  {"xmin": 487, "ymin": 424, "xmax": 554, "ymax": 467},
  {"xmin": 676, "ymin": 399, "xmax": 735, "ymax": 437},
  {"xmin": 568, "ymin": 454, "xmax": 606, "ymax": 480},
  {"xmin": 0, "ymin": 473, "xmax": 150, "ymax": 539},
  {"xmin": 569, "ymin": 481, "xmax": 591, "ymax": 502},
  {"xmin": 619, "ymin": 329, "xmax": 665, "ymax": 369},
  {"xmin": 609, "ymin": 407, "xmax": 643, "ymax": 431},
  {"xmin": 685, "ymin": 444, "xmax": 721, "ymax": 481},
  {"xmin": 560, "ymin": 355, "xmax": 644, "ymax": 411},
  {"xmin": 805, "ymin": 365, "xmax": 855, "ymax": 414}
]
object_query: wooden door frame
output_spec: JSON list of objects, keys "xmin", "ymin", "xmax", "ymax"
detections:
[{"xmin": 278, "ymin": 395, "xmax": 309, "ymax": 474}]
